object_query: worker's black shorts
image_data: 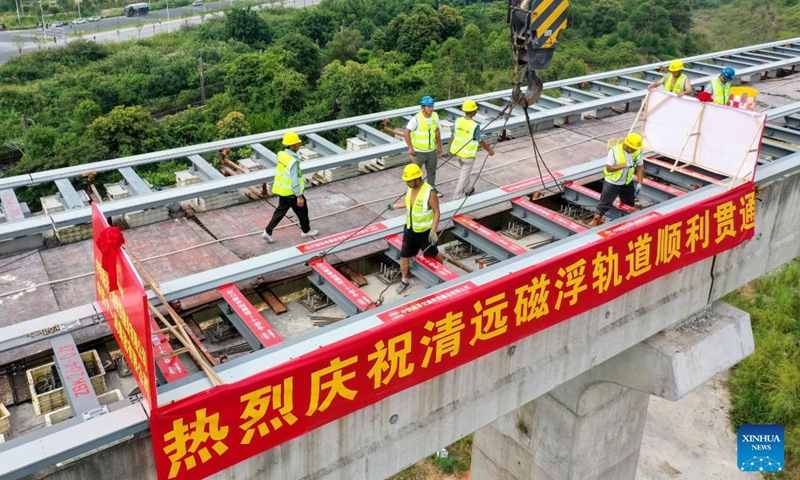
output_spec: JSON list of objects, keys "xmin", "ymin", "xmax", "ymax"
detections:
[{"xmin": 400, "ymin": 227, "xmax": 438, "ymax": 258}]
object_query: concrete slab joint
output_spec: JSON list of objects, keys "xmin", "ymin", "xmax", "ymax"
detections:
[{"xmin": 471, "ymin": 301, "xmax": 753, "ymax": 480}]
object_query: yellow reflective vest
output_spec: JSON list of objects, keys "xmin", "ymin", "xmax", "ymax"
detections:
[
  {"xmin": 604, "ymin": 144, "xmax": 641, "ymax": 185},
  {"xmin": 409, "ymin": 112, "xmax": 439, "ymax": 151},
  {"xmin": 664, "ymin": 73, "xmax": 688, "ymax": 94},
  {"xmin": 405, "ymin": 182, "xmax": 434, "ymax": 232},
  {"xmin": 710, "ymin": 77, "xmax": 731, "ymax": 104},
  {"xmin": 272, "ymin": 150, "xmax": 304, "ymax": 197},
  {"xmin": 449, "ymin": 117, "xmax": 479, "ymax": 159}
]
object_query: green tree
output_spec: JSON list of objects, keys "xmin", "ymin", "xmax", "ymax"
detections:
[
  {"xmin": 85, "ymin": 106, "xmax": 164, "ymax": 158},
  {"xmin": 629, "ymin": 2, "xmax": 674, "ymax": 37},
  {"xmin": 437, "ymin": 5, "xmax": 464, "ymax": 39},
  {"xmin": 225, "ymin": 51, "xmax": 286, "ymax": 104},
  {"xmin": 224, "ymin": 6, "xmax": 272, "ymax": 47},
  {"xmin": 73, "ymin": 99, "xmax": 102, "ymax": 129},
  {"xmin": 265, "ymin": 69, "xmax": 308, "ymax": 117},
  {"xmin": 296, "ymin": 9, "xmax": 339, "ymax": 45},
  {"xmin": 13, "ymin": 36, "xmax": 26, "ymax": 55},
  {"xmin": 325, "ymin": 28, "xmax": 364, "ymax": 64},
  {"xmin": 217, "ymin": 111, "xmax": 252, "ymax": 160},
  {"xmin": 430, "ymin": 37, "xmax": 469, "ymax": 99},
  {"xmin": 315, "ymin": 60, "xmax": 388, "ymax": 120},
  {"xmin": 460, "ymin": 23, "xmax": 485, "ymax": 72},
  {"xmin": 585, "ymin": 0, "xmax": 623, "ymax": 37},
  {"xmin": 161, "ymin": 107, "xmax": 216, "ymax": 149},
  {"xmin": 396, "ymin": 5, "xmax": 443, "ymax": 63},
  {"xmin": 277, "ymin": 33, "xmax": 323, "ymax": 84}
]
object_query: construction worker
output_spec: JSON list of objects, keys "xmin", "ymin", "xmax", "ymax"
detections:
[
  {"xmin": 404, "ymin": 95, "xmax": 443, "ymax": 197},
  {"xmin": 387, "ymin": 164, "xmax": 445, "ymax": 294},
  {"xmin": 450, "ymin": 99, "xmax": 495, "ymax": 200},
  {"xmin": 590, "ymin": 133, "xmax": 644, "ymax": 227},
  {"xmin": 262, "ymin": 131, "xmax": 318, "ymax": 243},
  {"xmin": 705, "ymin": 67, "xmax": 735, "ymax": 105},
  {"xmin": 647, "ymin": 60, "xmax": 692, "ymax": 97}
]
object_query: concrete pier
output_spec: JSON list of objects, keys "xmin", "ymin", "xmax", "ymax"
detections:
[{"xmin": 471, "ymin": 302, "xmax": 754, "ymax": 480}]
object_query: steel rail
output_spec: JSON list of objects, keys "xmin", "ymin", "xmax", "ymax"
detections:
[
  {"xmin": 1, "ymin": 57, "xmax": 798, "ymax": 241},
  {"xmin": 0, "ymin": 37, "xmax": 798, "ymax": 192}
]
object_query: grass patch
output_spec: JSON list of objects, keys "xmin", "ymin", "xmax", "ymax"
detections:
[
  {"xmin": 388, "ymin": 434, "xmax": 472, "ymax": 480},
  {"xmin": 725, "ymin": 258, "xmax": 800, "ymax": 478}
]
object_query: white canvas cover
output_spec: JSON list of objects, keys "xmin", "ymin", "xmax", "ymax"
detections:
[{"xmin": 641, "ymin": 89, "xmax": 766, "ymax": 185}]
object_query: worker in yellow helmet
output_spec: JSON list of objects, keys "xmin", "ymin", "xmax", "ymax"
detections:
[
  {"xmin": 262, "ymin": 131, "xmax": 319, "ymax": 243},
  {"xmin": 590, "ymin": 133, "xmax": 644, "ymax": 227},
  {"xmin": 404, "ymin": 95, "xmax": 443, "ymax": 197},
  {"xmin": 387, "ymin": 163, "xmax": 445, "ymax": 294},
  {"xmin": 450, "ymin": 99, "xmax": 495, "ymax": 200},
  {"xmin": 647, "ymin": 60, "xmax": 692, "ymax": 97}
]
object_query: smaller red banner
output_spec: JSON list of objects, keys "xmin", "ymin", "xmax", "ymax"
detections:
[
  {"xmin": 297, "ymin": 223, "xmax": 388, "ymax": 254},
  {"xmin": 596, "ymin": 212, "xmax": 663, "ymax": 238},
  {"xmin": 386, "ymin": 234, "xmax": 459, "ymax": 281},
  {"xmin": 378, "ymin": 282, "xmax": 477, "ymax": 323},
  {"xmin": 149, "ymin": 318, "xmax": 189, "ymax": 383},
  {"xmin": 568, "ymin": 183, "xmax": 636, "ymax": 213},
  {"xmin": 218, "ymin": 285, "xmax": 283, "ymax": 347},
  {"xmin": 511, "ymin": 197, "xmax": 587, "ymax": 233},
  {"xmin": 645, "ymin": 157, "xmax": 719, "ymax": 184},
  {"xmin": 308, "ymin": 259, "xmax": 374, "ymax": 311},
  {"xmin": 501, "ymin": 172, "xmax": 564, "ymax": 193},
  {"xmin": 454, "ymin": 215, "xmax": 529, "ymax": 256},
  {"xmin": 642, "ymin": 178, "xmax": 685, "ymax": 197}
]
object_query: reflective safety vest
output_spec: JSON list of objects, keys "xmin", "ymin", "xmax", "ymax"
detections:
[
  {"xmin": 604, "ymin": 144, "xmax": 640, "ymax": 185},
  {"xmin": 449, "ymin": 117, "xmax": 479, "ymax": 159},
  {"xmin": 405, "ymin": 182, "xmax": 434, "ymax": 232},
  {"xmin": 664, "ymin": 73, "xmax": 688, "ymax": 94},
  {"xmin": 409, "ymin": 112, "xmax": 439, "ymax": 151},
  {"xmin": 710, "ymin": 77, "xmax": 731, "ymax": 104},
  {"xmin": 272, "ymin": 150, "xmax": 304, "ymax": 197}
]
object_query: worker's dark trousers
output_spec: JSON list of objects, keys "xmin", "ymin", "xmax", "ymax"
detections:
[
  {"xmin": 265, "ymin": 195, "xmax": 311, "ymax": 235},
  {"xmin": 596, "ymin": 181, "xmax": 635, "ymax": 217}
]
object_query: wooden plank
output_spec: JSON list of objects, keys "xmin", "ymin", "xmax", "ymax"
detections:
[
  {"xmin": 95, "ymin": 342, "xmax": 115, "ymax": 373},
  {"xmin": 338, "ymin": 265, "xmax": 368, "ymax": 287},
  {"xmin": 259, "ymin": 289, "xmax": 288, "ymax": 315}
]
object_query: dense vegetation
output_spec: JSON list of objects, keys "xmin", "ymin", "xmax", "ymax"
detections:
[
  {"xmin": 725, "ymin": 260, "xmax": 800, "ymax": 478},
  {"xmin": 0, "ymin": 0, "xmax": 710, "ymax": 203}
]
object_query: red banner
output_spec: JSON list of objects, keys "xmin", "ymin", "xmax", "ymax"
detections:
[
  {"xmin": 92, "ymin": 203, "xmax": 156, "ymax": 413},
  {"xmin": 297, "ymin": 223, "xmax": 388, "ymax": 254},
  {"xmin": 151, "ymin": 183, "xmax": 756, "ymax": 480},
  {"xmin": 218, "ymin": 284, "xmax": 283, "ymax": 347}
]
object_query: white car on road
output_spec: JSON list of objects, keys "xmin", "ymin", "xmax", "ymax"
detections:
[{"xmin": 71, "ymin": 18, "xmax": 86, "ymax": 24}]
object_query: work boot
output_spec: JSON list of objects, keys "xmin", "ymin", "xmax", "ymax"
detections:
[
  {"xmin": 589, "ymin": 214, "xmax": 603, "ymax": 227},
  {"xmin": 261, "ymin": 231, "xmax": 275, "ymax": 243},
  {"xmin": 395, "ymin": 279, "xmax": 411, "ymax": 294},
  {"xmin": 301, "ymin": 229, "xmax": 319, "ymax": 238}
]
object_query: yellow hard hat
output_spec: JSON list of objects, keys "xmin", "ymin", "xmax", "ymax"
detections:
[
  {"xmin": 282, "ymin": 131, "xmax": 302, "ymax": 146},
  {"xmin": 668, "ymin": 60, "xmax": 684, "ymax": 72},
  {"xmin": 624, "ymin": 132, "xmax": 643, "ymax": 150},
  {"xmin": 402, "ymin": 163, "xmax": 423, "ymax": 181},
  {"xmin": 461, "ymin": 99, "xmax": 478, "ymax": 112}
]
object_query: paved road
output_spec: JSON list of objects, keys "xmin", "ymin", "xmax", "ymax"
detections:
[{"xmin": 0, "ymin": 0, "xmax": 318, "ymax": 64}]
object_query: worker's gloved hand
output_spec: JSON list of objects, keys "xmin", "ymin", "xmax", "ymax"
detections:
[
  {"xmin": 429, "ymin": 231, "xmax": 439, "ymax": 244},
  {"xmin": 634, "ymin": 183, "xmax": 641, "ymax": 197},
  {"xmin": 387, "ymin": 203, "xmax": 394, "ymax": 211}
]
